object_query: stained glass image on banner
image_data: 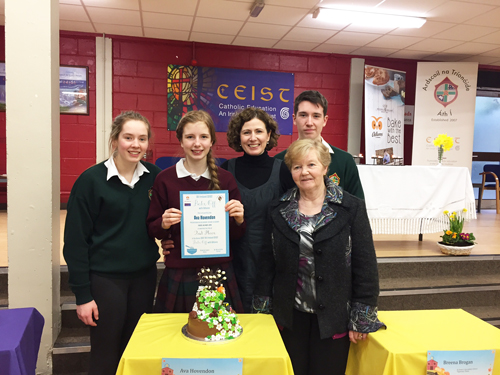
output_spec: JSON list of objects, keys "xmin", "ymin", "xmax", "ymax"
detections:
[
  {"xmin": 167, "ymin": 64, "xmax": 294, "ymax": 134},
  {"xmin": 167, "ymin": 65, "xmax": 218, "ymax": 127}
]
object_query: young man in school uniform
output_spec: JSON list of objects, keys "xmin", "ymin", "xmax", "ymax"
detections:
[{"xmin": 275, "ymin": 90, "xmax": 364, "ymax": 199}]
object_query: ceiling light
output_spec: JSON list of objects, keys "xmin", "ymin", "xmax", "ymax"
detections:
[
  {"xmin": 313, "ymin": 8, "xmax": 426, "ymax": 29},
  {"xmin": 250, "ymin": 1, "xmax": 265, "ymax": 18}
]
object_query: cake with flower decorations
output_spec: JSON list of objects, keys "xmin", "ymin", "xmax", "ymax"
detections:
[{"xmin": 186, "ymin": 267, "xmax": 242, "ymax": 341}]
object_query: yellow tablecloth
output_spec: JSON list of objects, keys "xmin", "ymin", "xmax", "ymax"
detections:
[
  {"xmin": 116, "ymin": 313, "xmax": 294, "ymax": 375},
  {"xmin": 346, "ymin": 309, "xmax": 500, "ymax": 375}
]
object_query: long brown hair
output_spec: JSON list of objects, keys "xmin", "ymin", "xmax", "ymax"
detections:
[{"xmin": 175, "ymin": 110, "xmax": 220, "ymax": 190}]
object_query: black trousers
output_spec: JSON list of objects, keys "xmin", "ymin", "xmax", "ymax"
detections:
[
  {"xmin": 88, "ymin": 266, "xmax": 157, "ymax": 375},
  {"xmin": 280, "ymin": 309, "xmax": 351, "ymax": 375}
]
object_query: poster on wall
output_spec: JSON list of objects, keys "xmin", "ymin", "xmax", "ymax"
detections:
[
  {"xmin": 59, "ymin": 66, "xmax": 89, "ymax": 115},
  {"xmin": 167, "ymin": 65, "xmax": 294, "ymax": 134},
  {"xmin": 0, "ymin": 63, "xmax": 5, "ymax": 112},
  {"xmin": 364, "ymin": 65, "xmax": 406, "ymax": 165},
  {"xmin": 411, "ymin": 62, "xmax": 478, "ymax": 169},
  {"xmin": 0, "ymin": 64, "xmax": 89, "ymax": 114}
]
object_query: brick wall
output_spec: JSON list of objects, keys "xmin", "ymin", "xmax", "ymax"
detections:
[
  {"xmin": 60, "ymin": 32, "xmax": 97, "ymax": 203},
  {"xmin": 112, "ymin": 37, "xmax": 357, "ymax": 165},
  {"xmin": 0, "ymin": 29, "xmax": 424, "ymax": 204}
]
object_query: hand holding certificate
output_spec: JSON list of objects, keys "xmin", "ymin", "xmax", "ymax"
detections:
[
  {"xmin": 180, "ymin": 191, "xmax": 230, "ymax": 259},
  {"xmin": 161, "ymin": 208, "xmax": 182, "ymax": 230},
  {"xmin": 224, "ymin": 198, "xmax": 245, "ymax": 225}
]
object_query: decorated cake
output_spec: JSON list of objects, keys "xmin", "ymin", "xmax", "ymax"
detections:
[{"xmin": 186, "ymin": 267, "xmax": 242, "ymax": 341}]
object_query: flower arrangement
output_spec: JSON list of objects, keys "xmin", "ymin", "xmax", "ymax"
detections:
[
  {"xmin": 433, "ymin": 134, "xmax": 453, "ymax": 164},
  {"xmin": 440, "ymin": 209, "xmax": 475, "ymax": 246}
]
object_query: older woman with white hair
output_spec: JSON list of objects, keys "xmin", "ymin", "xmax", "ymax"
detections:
[{"xmin": 253, "ymin": 139, "xmax": 385, "ymax": 375}]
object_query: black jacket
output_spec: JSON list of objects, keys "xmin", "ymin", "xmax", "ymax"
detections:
[{"xmin": 254, "ymin": 185, "xmax": 381, "ymax": 339}]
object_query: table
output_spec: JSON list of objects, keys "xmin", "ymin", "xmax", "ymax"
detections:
[
  {"xmin": 116, "ymin": 313, "xmax": 294, "ymax": 375},
  {"xmin": 0, "ymin": 308, "xmax": 45, "ymax": 375},
  {"xmin": 357, "ymin": 165, "xmax": 477, "ymax": 234},
  {"xmin": 346, "ymin": 309, "xmax": 500, "ymax": 375}
]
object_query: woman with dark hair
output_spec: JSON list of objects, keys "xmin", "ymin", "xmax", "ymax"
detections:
[
  {"xmin": 254, "ymin": 139, "xmax": 384, "ymax": 375},
  {"xmin": 220, "ymin": 107, "xmax": 294, "ymax": 312},
  {"xmin": 63, "ymin": 111, "xmax": 162, "ymax": 375},
  {"xmin": 147, "ymin": 110, "xmax": 245, "ymax": 313}
]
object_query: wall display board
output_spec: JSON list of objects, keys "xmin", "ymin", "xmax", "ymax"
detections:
[
  {"xmin": 167, "ymin": 65, "xmax": 294, "ymax": 134},
  {"xmin": 59, "ymin": 66, "xmax": 89, "ymax": 115},
  {"xmin": 364, "ymin": 65, "xmax": 405, "ymax": 165},
  {"xmin": 412, "ymin": 62, "xmax": 478, "ymax": 169}
]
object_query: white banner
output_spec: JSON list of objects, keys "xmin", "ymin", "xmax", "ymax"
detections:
[
  {"xmin": 364, "ymin": 65, "xmax": 405, "ymax": 165},
  {"xmin": 411, "ymin": 62, "xmax": 478, "ymax": 169}
]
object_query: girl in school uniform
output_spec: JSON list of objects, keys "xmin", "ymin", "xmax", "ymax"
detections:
[
  {"xmin": 63, "ymin": 111, "xmax": 162, "ymax": 375},
  {"xmin": 147, "ymin": 110, "xmax": 245, "ymax": 313}
]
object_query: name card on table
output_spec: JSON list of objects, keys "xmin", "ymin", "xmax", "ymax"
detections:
[
  {"xmin": 162, "ymin": 358, "xmax": 243, "ymax": 375},
  {"xmin": 427, "ymin": 350, "xmax": 495, "ymax": 374}
]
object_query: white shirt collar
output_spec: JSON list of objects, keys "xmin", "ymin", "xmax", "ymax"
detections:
[
  {"xmin": 104, "ymin": 157, "xmax": 149, "ymax": 188},
  {"xmin": 176, "ymin": 158, "xmax": 211, "ymax": 181},
  {"xmin": 321, "ymin": 137, "xmax": 334, "ymax": 154}
]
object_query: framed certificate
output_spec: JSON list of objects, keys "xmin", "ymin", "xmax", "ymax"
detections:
[{"xmin": 180, "ymin": 190, "xmax": 229, "ymax": 259}]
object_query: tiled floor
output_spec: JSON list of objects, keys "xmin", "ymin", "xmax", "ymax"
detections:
[{"xmin": 0, "ymin": 209, "xmax": 499, "ymax": 267}]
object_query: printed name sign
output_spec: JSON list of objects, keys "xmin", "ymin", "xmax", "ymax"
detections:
[{"xmin": 161, "ymin": 358, "xmax": 243, "ymax": 375}]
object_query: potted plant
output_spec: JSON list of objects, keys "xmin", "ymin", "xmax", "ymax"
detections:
[{"xmin": 437, "ymin": 209, "xmax": 476, "ymax": 256}]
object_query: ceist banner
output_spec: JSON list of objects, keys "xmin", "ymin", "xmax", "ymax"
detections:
[
  {"xmin": 167, "ymin": 65, "xmax": 294, "ymax": 134},
  {"xmin": 364, "ymin": 65, "xmax": 406, "ymax": 165},
  {"xmin": 411, "ymin": 62, "xmax": 478, "ymax": 169}
]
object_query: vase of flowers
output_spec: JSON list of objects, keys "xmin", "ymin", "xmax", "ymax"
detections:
[
  {"xmin": 437, "ymin": 209, "xmax": 476, "ymax": 256},
  {"xmin": 433, "ymin": 134, "xmax": 453, "ymax": 166}
]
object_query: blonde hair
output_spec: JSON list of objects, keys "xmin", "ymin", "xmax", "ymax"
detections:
[
  {"xmin": 175, "ymin": 110, "xmax": 220, "ymax": 190},
  {"xmin": 284, "ymin": 139, "xmax": 331, "ymax": 170},
  {"xmin": 108, "ymin": 111, "xmax": 152, "ymax": 157}
]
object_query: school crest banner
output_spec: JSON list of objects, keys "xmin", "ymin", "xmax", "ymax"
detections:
[
  {"xmin": 167, "ymin": 65, "xmax": 294, "ymax": 134},
  {"xmin": 364, "ymin": 65, "xmax": 405, "ymax": 165},
  {"xmin": 411, "ymin": 62, "xmax": 478, "ymax": 169}
]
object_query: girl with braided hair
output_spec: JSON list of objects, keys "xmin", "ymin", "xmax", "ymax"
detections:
[{"xmin": 147, "ymin": 110, "xmax": 245, "ymax": 313}]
